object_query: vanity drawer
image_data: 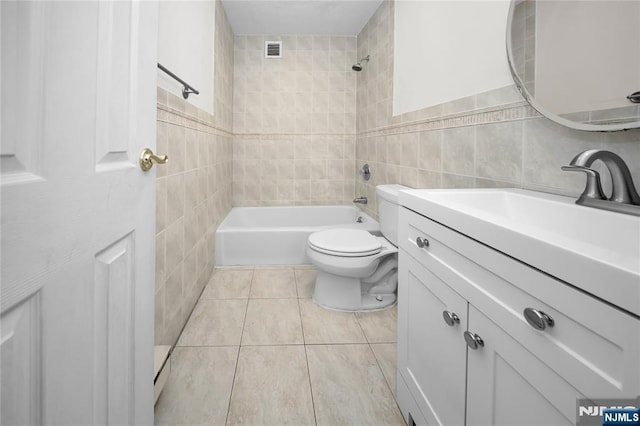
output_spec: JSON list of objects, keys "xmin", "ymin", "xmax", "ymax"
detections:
[{"xmin": 399, "ymin": 207, "xmax": 640, "ymax": 399}]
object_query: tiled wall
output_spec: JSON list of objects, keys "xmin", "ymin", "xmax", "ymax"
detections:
[
  {"xmin": 511, "ymin": 0, "xmax": 536, "ymax": 96},
  {"xmin": 232, "ymin": 35, "xmax": 358, "ymax": 206},
  {"xmin": 155, "ymin": 0, "xmax": 234, "ymax": 346},
  {"xmin": 355, "ymin": 0, "xmax": 640, "ymax": 219}
]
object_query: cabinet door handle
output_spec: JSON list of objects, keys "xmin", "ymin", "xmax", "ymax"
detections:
[
  {"xmin": 442, "ymin": 310, "xmax": 460, "ymax": 327},
  {"xmin": 523, "ymin": 308, "xmax": 554, "ymax": 331},
  {"xmin": 463, "ymin": 331, "xmax": 484, "ymax": 350},
  {"xmin": 416, "ymin": 236, "xmax": 429, "ymax": 248}
]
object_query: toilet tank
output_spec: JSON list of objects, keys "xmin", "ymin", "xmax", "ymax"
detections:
[{"xmin": 376, "ymin": 184, "xmax": 409, "ymax": 246}]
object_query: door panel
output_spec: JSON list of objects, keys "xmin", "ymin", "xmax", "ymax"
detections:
[
  {"xmin": 96, "ymin": 1, "xmax": 136, "ymax": 170},
  {"xmin": 94, "ymin": 233, "xmax": 135, "ymax": 425},
  {"xmin": 0, "ymin": 1, "xmax": 45, "ymax": 181},
  {"xmin": 466, "ymin": 305, "xmax": 578, "ymax": 426},
  {"xmin": 0, "ymin": 296, "xmax": 41, "ymax": 425}
]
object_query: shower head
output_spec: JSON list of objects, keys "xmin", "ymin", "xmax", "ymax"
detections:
[{"xmin": 352, "ymin": 55, "xmax": 370, "ymax": 72}]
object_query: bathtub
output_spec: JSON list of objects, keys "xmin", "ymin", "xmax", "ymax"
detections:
[{"xmin": 215, "ymin": 205, "xmax": 380, "ymax": 266}]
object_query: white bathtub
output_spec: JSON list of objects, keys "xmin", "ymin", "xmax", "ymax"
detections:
[{"xmin": 215, "ymin": 205, "xmax": 380, "ymax": 266}]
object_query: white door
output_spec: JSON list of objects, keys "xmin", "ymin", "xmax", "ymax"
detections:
[{"xmin": 1, "ymin": 1, "xmax": 157, "ymax": 424}]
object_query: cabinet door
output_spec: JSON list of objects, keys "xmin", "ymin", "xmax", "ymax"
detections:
[
  {"xmin": 466, "ymin": 305, "xmax": 580, "ymax": 426},
  {"xmin": 398, "ymin": 251, "xmax": 468, "ymax": 426}
]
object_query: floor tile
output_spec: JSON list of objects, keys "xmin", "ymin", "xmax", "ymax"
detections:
[
  {"xmin": 355, "ymin": 304, "xmax": 397, "ymax": 343},
  {"xmin": 306, "ymin": 344, "xmax": 404, "ymax": 426},
  {"xmin": 294, "ymin": 269, "xmax": 317, "ymax": 298},
  {"xmin": 154, "ymin": 346, "xmax": 238, "ymax": 426},
  {"xmin": 242, "ymin": 299, "xmax": 303, "ymax": 345},
  {"xmin": 249, "ymin": 268, "xmax": 297, "ymax": 298},
  {"xmin": 201, "ymin": 269, "xmax": 253, "ymax": 299},
  {"xmin": 371, "ymin": 343, "xmax": 398, "ymax": 397},
  {"xmin": 227, "ymin": 345, "xmax": 315, "ymax": 425},
  {"xmin": 299, "ymin": 298, "xmax": 366, "ymax": 344},
  {"xmin": 177, "ymin": 299, "xmax": 247, "ymax": 346}
]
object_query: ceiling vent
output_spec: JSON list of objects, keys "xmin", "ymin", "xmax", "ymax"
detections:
[{"xmin": 265, "ymin": 41, "xmax": 282, "ymax": 58}]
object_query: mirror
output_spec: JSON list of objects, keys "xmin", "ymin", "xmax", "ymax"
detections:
[{"xmin": 507, "ymin": 0, "xmax": 640, "ymax": 131}]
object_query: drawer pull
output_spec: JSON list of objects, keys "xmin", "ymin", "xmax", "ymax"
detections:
[
  {"xmin": 442, "ymin": 310, "xmax": 460, "ymax": 327},
  {"xmin": 463, "ymin": 331, "xmax": 484, "ymax": 350},
  {"xmin": 416, "ymin": 236, "xmax": 429, "ymax": 248},
  {"xmin": 523, "ymin": 308, "xmax": 555, "ymax": 331}
]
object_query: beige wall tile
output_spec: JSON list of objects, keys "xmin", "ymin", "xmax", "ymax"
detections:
[
  {"xmin": 155, "ymin": 0, "xmax": 234, "ymax": 346},
  {"xmin": 523, "ymin": 118, "xmax": 603, "ymax": 193},
  {"xmin": 233, "ymin": 34, "xmax": 357, "ymax": 206},
  {"xmin": 442, "ymin": 127, "xmax": 476, "ymax": 175},
  {"xmin": 418, "ymin": 130, "xmax": 442, "ymax": 171},
  {"xmin": 165, "ymin": 217, "xmax": 184, "ymax": 275},
  {"xmin": 475, "ymin": 121, "xmax": 524, "ymax": 183},
  {"xmin": 165, "ymin": 263, "xmax": 183, "ymax": 320}
]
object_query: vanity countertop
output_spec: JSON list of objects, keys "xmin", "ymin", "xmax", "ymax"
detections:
[{"xmin": 399, "ymin": 188, "xmax": 640, "ymax": 317}]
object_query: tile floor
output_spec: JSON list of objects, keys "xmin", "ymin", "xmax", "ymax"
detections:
[{"xmin": 154, "ymin": 266, "xmax": 405, "ymax": 426}]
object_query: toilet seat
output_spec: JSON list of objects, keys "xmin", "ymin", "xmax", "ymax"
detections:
[{"xmin": 308, "ymin": 229, "xmax": 382, "ymax": 257}]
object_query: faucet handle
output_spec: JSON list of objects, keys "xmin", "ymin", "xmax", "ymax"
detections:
[{"xmin": 561, "ymin": 165, "xmax": 607, "ymax": 200}]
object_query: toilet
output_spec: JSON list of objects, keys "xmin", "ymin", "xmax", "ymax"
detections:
[{"xmin": 306, "ymin": 184, "xmax": 408, "ymax": 311}]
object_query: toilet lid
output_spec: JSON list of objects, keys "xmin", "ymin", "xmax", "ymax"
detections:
[{"xmin": 308, "ymin": 229, "xmax": 382, "ymax": 257}]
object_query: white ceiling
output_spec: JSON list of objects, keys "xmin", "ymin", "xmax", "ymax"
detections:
[{"xmin": 221, "ymin": 0, "xmax": 384, "ymax": 36}]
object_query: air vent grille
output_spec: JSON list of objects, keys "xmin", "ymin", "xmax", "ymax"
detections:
[{"xmin": 265, "ymin": 41, "xmax": 282, "ymax": 58}]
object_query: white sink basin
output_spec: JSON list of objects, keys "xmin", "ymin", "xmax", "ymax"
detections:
[{"xmin": 399, "ymin": 188, "xmax": 640, "ymax": 316}]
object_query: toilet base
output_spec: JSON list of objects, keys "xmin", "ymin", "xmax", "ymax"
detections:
[{"xmin": 312, "ymin": 267, "xmax": 397, "ymax": 312}]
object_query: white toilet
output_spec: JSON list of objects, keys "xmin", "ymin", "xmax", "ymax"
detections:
[{"xmin": 306, "ymin": 184, "xmax": 408, "ymax": 311}]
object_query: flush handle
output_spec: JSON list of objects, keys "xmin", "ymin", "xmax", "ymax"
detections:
[
  {"xmin": 139, "ymin": 148, "xmax": 168, "ymax": 172},
  {"xmin": 416, "ymin": 237, "xmax": 429, "ymax": 248},
  {"xmin": 442, "ymin": 310, "xmax": 460, "ymax": 327},
  {"xmin": 523, "ymin": 308, "xmax": 554, "ymax": 331}
]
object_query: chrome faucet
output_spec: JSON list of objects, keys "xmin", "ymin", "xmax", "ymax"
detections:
[
  {"xmin": 353, "ymin": 196, "xmax": 368, "ymax": 204},
  {"xmin": 561, "ymin": 149, "xmax": 640, "ymax": 216}
]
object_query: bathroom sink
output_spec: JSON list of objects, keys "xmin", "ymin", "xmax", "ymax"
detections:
[{"xmin": 399, "ymin": 188, "xmax": 640, "ymax": 316}]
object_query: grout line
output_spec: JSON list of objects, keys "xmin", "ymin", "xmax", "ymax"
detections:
[
  {"xmin": 224, "ymin": 268, "xmax": 254, "ymax": 426},
  {"xmin": 236, "ymin": 296, "xmax": 299, "ymax": 299},
  {"xmin": 201, "ymin": 296, "xmax": 253, "ymax": 300},
  {"xmin": 297, "ymin": 297, "xmax": 319, "ymax": 426},
  {"xmin": 370, "ymin": 343, "xmax": 397, "ymax": 402},
  {"xmin": 304, "ymin": 342, "xmax": 370, "ymax": 346},
  {"xmin": 353, "ymin": 311, "xmax": 371, "ymax": 344},
  {"xmin": 297, "ymin": 297, "xmax": 307, "ymax": 346},
  {"xmin": 174, "ymin": 344, "xmax": 243, "ymax": 348},
  {"xmin": 293, "ymin": 269, "xmax": 300, "ymax": 299}
]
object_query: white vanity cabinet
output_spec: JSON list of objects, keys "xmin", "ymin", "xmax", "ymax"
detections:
[{"xmin": 397, "ymin": 206, "xmax": 640, "ymax": 426}]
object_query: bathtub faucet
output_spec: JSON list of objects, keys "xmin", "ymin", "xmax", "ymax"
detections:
[{"xmin": 353, "ymin": 196, "xmax": 368, "ymax": 205}]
